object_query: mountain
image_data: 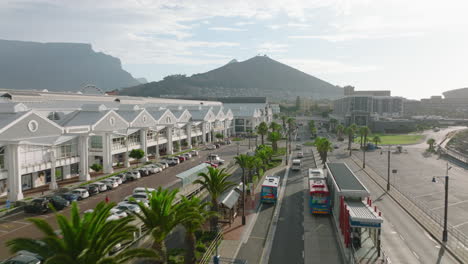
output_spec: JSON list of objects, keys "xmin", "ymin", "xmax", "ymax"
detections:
[
  {"xmin": 0, "ymin": 39, "xmax": 140, "ymax": 92},
  {"xmin": 120, "ymin": 55, "xmax": 343, "ymax": 100},
  {"xmin": 136, "ymin": 77, "xmax": 148, "ymax": 84}
]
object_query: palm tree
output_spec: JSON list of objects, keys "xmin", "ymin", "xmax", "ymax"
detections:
[
  {"xmin": 329, "ymin": 118, "xmax": 338, "ymax": 132},
  {"xmin": 179, "ymin": 197, "xmax": 215, "ymax": 264},
  {"xmin": 372, "ymin": 136, "xmax": 381, "ymax": 147},
  {"xmin": 427, "ymin": 138, "xmax": 436, "ymax": 152},
  {"xmin": 281, "ymin": 115, "xmax": 288, "ymax": 133},
  {"xmin": 256, "ymin": 122, "xmax": 269, "ymax": 145},
  {"xmin": 314, "ymin": 137, "xmax": 333, "ymax": 167},
  {"xmin": 345, "ymin": 124, "xmax": 358, "ymax": 156},
  {"xmin": 359, "ymin": 126, "xmax": 371, "ymax": 148},
  {"xmin": 7, "ymin": 202, "xmax": 157, "ymax": 264},
  {"xmin": 195, "ymin": 167, "xmax": 236, "ymax": 229},
  {"xmin": 269, "ymin": 122, "xmax": 282, "ymax": 133},
  {"xmin": 336, "ymin": 124, "xmax": 345, "ymax": 141},
  {"xmin": 268, "ymin": 131, "xmax": 281, "ymax": 152},
  {"xmin": 287, "ymin": 118, "xmax": 296, "ymax": 153},
  {"xmin": 132, "ymin": 188, "xmax": 193, "ymax": 264}
]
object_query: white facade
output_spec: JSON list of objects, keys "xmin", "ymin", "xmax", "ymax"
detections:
[{"xmin": 0, "ymin": 90, "xmax": 273, "ymax": 201}]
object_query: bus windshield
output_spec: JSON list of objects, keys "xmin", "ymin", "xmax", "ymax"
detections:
[{"xmin": 311, "ymin": 195, "xmax": 328, "ymax": 204}]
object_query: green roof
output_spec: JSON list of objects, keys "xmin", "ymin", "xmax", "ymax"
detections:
[{"xmin": 327, "ymin": 162, "xmax": 366, "ymax": 191}]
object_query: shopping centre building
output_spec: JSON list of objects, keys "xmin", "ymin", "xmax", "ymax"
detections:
[{"xmin": 0, "ymin": 90, "xmax": 273, "ymax": 202}]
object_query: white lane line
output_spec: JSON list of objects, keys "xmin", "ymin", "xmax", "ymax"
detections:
[
  {"xmin": 424, "ymin": 231, "xmax": 438, "ymax": 244},
  {"xmin": 399, "ymin": 234, "xmax": 405, "ymax": 241},
  {"xmin": 0, "ymin": 230, "xmax": 8, "ymax": 233},
  {"xmin": 454, "ymin": 220, "xmax": 468, "ymax": 228},
  {"xmin": 412, "ymin": 251, "xmax": 420, "ymax": 260},
  {"xmin": 432, "ymin": 199, "xmax": 468, "ymax": 210}
]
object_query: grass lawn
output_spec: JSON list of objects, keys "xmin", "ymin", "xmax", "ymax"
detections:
[{"xmin": 368, "ymin": 134, "xmax": 424, "ymax": 145}]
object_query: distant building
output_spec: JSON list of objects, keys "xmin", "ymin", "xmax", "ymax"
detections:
[
  {"xmin": 403, "ymin": 88, "xmax": 468, "ymax": 118},
  {"xmin": 332, "ymin": 88, "xmax": 404, "ymax": 126}
]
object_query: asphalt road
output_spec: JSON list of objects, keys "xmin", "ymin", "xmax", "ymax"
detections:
[
  {"xmin": 0, "ymin": 142, "xmax": 250, "ymax": 259},
  {"xmin": 330, "ymin": 141, "xmax": 459, "ymax": 263}
]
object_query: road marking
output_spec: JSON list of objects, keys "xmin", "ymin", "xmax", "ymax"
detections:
[
  {"xmin": 413, "ymin": 191, "xmax": 444, "ymax": 198},
  {"xmin": 424, "ymin": 231, "xmax": 438, "ymax": 244},
  {"xmin": 0, "ymin": 230, "xmax": 8, "ymax": 233},
  {"xmin": 412, "ymin": 251, "xmax": 420, "ymax": 260},
  {"xmin": 432, "ymin": 199, "xmax": 468, "ymax": 210},
  {"xmin": 453, "ymin": 220, "xmax": 468, "ymax": 228},
  {"xmin": 250, "ymin": 236, "xmax": 266, "ymax": 240},
  {"xmin": 399, "ymin": 234, "xmax": 405, "ymax": 241},
  {"xmin": 314, "ymin": 224, "xmax": 324, "ymax": 231},
  {"xmin": 302, "ymin": 250, "xmax": 304, "ymax": 259}
]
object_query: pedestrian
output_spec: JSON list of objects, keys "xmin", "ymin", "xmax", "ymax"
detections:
[{"xmin": 105, "ymin": 195, "xmax": 109, "ymax": 203}]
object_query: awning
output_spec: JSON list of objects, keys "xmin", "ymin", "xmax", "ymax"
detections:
[
  {"xmin": 219, "ymin": 189, "xmax": 240, "ymax": 209},
  {"xmin": 112, "ymin": 128, "xmax": 140, "ymax": 137},
  {"xmin": 192, "ymin": 121, "xmax": 202, "ymax": 126},
  {"xmin": 347, "ymin": 201, "xmax": 383, "ymax": 228},
  {"xmin": 176, "ymin": 163, "xmax": 209, "ymax": 187},
  {"xmin": 175, "ymin": 123, "xmax": 186, "ymax": 129},
  {"xmin": 18, "ymin": 135, "xmax": 77, "ymax": 146}
]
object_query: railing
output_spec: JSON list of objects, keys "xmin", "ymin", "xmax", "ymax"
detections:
[
  {"xmin": 199, "ymin": 230, "xmax": 223, "ymax": 264},
  {"xmin": 350, "ymin": 154, "xmax": 468, "ymax": 262}
]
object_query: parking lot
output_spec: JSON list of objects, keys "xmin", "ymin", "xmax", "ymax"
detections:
[{"xmin": 0, "ymin": 142, "xmax": 249, "ymax": 259}]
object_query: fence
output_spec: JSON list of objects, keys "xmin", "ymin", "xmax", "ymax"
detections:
[
  {"xmin": 199, "ymin": 230, "xmax": 223, "ymax": 264},
  {"xmin": 350, "ymin": 154, "xmax": 468, "ymax": 263}
]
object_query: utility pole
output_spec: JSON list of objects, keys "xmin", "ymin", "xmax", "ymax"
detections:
[
  {"xmin": 443, "ymin": 162, "xmax": 451, "ymax": 242},
  {"xmin": 363, "ymin": 146, "xmax": 366, "ymax": 169},
  {"xmin": 387, "ymin": 146, "xmax": 391, "ymax": 191}
]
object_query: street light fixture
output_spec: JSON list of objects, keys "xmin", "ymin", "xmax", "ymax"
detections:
[{"xmin": 432, "ymin": 163, "xmax": 451, "ymax": 243}]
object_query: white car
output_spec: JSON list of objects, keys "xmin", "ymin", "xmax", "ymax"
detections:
[
  {"xmin": 107, "ymin": 210, "xmax": 128, "ymax": 221},
  {"xmin": 71, "ymin": 188, "xmax": 89, "ymax": 200},
  {"xmin": 190, "ymin": 150, "xmax": 199, "ymax": 156},
  {"xmin": 92, "ymin": 182, "xmax": 107, "ymax": 192},
  {"xmin": 111, "ymin": 203, "xmax": 141, "ymax": 214},
  {"xmin": 183, "ymin": 153, "xmax": 192, "ymax": 159},
  {"xmin": 206, "ymin": 144, "xmax": 216, "ymax": 150},
  {"xmin": 124, "ymin": 193, "xmax": 149, "ymax": 203},
  {"xmin": 125, "ymin": 171, "xmax": 141, "ymax": 181},
  {"xmin": 101, "ymin": 179, "xmax": 118, "ymax": 190},
  {"xmin": 143, "ymin": 165, "xmax": 162, "ymax": 174},
  {"xmin": 109, "ymin": 176, "xmax": 122, "ymax": 185},
  {"xmin": 133, "ymin": 187, "xmax": 156, "ymax": 195},
  {"xmin": 208, "ymin": 154, "xmax": 225, "ymax": 165},
  {"xmin": 297, "ymin": 152, "xmax": 304, "ymax": 158},
  {"xmin": 157, "ymin": 162, "xmax": 169, "ymax": 169}
]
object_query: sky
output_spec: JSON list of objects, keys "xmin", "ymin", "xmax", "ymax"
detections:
[{"xmin": 1, "ymin": 0, "xmax": 468, "ymax": 100}]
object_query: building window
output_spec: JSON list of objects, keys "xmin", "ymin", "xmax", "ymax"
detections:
[
  {"xmin": 90, "ymin": 136, "xmax": 103, "ymax": 149},
  {"xmin": 47, "ymin": 112, "xmax": 61, "ymax": 121},
  {"xmin": 70, "ymin": 163, "xmax": 79, "ymax": 176},
  {"xmin": 0, "ymin": 147, "xmax": 4, "ymax": 170}
]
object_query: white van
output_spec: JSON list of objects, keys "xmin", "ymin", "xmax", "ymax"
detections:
[{"xmin": 292, "ymin": 159, "xmax": 302, "ymax": 171}]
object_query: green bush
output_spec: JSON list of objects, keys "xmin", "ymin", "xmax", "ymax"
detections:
[
  {"xmin": 129, "ymin": 149, "xmax": 145, "ymax": 160},
  {"xmin": 196, "ymin": 243, "xmax": 207, "ymax": 253},
  {"xmin": 90, "ymin": 163, "xmax": 102, "ymax": 172}
]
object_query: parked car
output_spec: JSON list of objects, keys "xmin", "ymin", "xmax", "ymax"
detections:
[
  {"xmin": 297, "ymin": 152, "xmax": 304, "ymax": 158},
  {"xmin": 109, "ymin": 176, "xmax": 123, "ymax": 185},
  {"xmin": 124, "ymin": 193, "xmax": 150, "ymax": 203},
  {"xmin": 166, "ymin": 157, "xmax": 180, "ymax": 164},
  {"xmin": 1, "ymin": 251, "xmax": 43, "ymax": 264},
  {"xmin": 101, "ymin": 179, "xmax": 118, "ymax": 190},
  {"xmin": 24, "ymin": 198, "xmax": 49, "ymax": 214},
  {"xmin": 204, "ymin": 161, "xmax": 218, "ymax": 168},
  {"xmin": 124, "ymin": 171, "xmax": 141, "ymax": 181},
  {"xmin": 176, "ymin": 155, "xmax": 185, "ymax": 163},
  {"xmin": 157, "ymin": 161, "xmax": 169, "ymax": 169},
  {"xmin": 46, "ymin": 195, "xmax": 70, "ymax": 210},
  {"xmin": 111, "ymin": 203, "xmax": 141, "ymax": 214},
  {"xmin": 138, "ymin": 168, "xmax": 151, "ymax": 177},
  {"xmin": 58, "ymin": 192, "xmax": 79, "ymax": 203},
  {"xmin": 84, "ymin": 185, "xmax": 99, "ymax": 196},
  {"xmin": 92, "ymin": 182, "xmax": 108, "ymax": 192},
  {"xmin": 114, "ymin": 173, "xmax": 128, "ymax": 184},
  {"xmin": 71, "ymin": 188, "xmax": 90, "ymax": 200},
  {"xmin": 189, "ymin": 150, "xmax": 199, "ymax": 156},
  {"xmin": 206, "ymin": 144, "xmax": 216, "ymax": 150},
  {"xmin": 208, "ymin": 154, "xmax": 225, "ymax": 165},
  {"xmin": 107, "ymin": 210, "xmax": 128, "ymax": 221},
  {"xmin": 215, "ymin": 144, "xmax": 221, "ymax": 149},
  {"xmin": 296, "ymin": 144, "xmax": 302, "ymax": 150},
  {"xmin": 133, "ymin": 187, "xmax": 156, "ymax": 195},
  {"xmin": 225, "ymin": 139, "xmax": 232, "ymax": 144},
  {"xmin": 183, "ymin": 153, "xmax": 192, "ymax": 159}
]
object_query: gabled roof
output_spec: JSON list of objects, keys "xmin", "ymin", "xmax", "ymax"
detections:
[
  {"xmin": 146, "ymin": 108, "xmax": 177, "ymax": 124},
  {"xmin": 171, "ymin": 109, "xmax": 192, "ymax": 123}
]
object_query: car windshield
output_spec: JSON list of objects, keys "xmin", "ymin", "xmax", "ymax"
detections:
[{"xmin": 133, "ymin": 194, "xmax": 147, "ymax": 199}]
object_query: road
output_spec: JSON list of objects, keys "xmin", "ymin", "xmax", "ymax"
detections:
[
  {"xmin": 330, "ymin": 142, "xmax": 459, "ymax": 263},
  {"xmin": 268, "ymin": 123, "xmax": 342, "ymax": 264},
  {"xmin": 0, "ymin": 142, "xmax": 250, "ymax": 259}
]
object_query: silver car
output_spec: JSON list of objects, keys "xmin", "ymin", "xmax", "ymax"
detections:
[
  {"xmin": 92, "ymin": 182, "xmax": 108, "ymax": 192},
  {"xmin": 109, "ymin": 176, "xmax": 122, "ymax": 185},
  {"xmin": 101, "ymin": 179, "xmax": 118, "ymax": 189}
]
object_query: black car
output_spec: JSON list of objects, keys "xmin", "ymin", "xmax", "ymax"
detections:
[
  {"xmin": 46, "ymin": 195, "xmax": 69, "ymax": 210},
  {"xmin": 58, "ymin": 192, "xmax": 79, "ymax": 203},
  {"xmin": 138, "ymin": 168, "xmax": 150, "ymax": 177},
  {"xmin": 24, "ymin": 198, "xmax": 49, "ymax": 214},
  {"xmin": 1, "ymin": 251, "xmax": 43, "ymax": 264},
  {"xmin": 84, "ymin": 185, "xmax": 99, "ymax": 196}
]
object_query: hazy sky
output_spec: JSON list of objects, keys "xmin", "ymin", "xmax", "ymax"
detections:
[{"xmin": 1, "ymin": 0, "xmax": 468, "ymax": 99}]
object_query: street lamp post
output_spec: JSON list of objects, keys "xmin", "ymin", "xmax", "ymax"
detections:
[
  {"xmin": 362, "ymin": 146, "xmax": 366, "ymax": 169},
  {"xmin": 387, "ymin": 148, "xmax": 391, "ymax": 191},
  {"xmin": 237, "ymin": 142, "xmax": 240, "ymax": 156},
  {"xmin": 432, "ymin": 163, "xmax": 451, "ymax": 243}
]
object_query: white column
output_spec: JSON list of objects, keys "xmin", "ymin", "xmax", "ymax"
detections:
[
  {"xmin": 7, "ymin": 144, "xmax": 23, "ymax": 202},
  {"xmin": 207, "ymin": 123, "xmax": 212, "ymax": 142},
  {"xmin": 124, "ymin": 136, "xmax": 130, "ymax": 168},
  {"xmin": 49, "ymin": 148, "xmax": 58, "ymax": 190},
  {"xmin": 103, "ymin": 133, "xmax": 114, "ymax": 174},
  {"xmin": 186, "ymin": 122, "xmax": 192, "ymax": 148},
  {"xmin": 202, "ymin": 122, "xmax": 207, "ymax": 144},
  {"xmin": 79, "ymin": 135, "xmax": 90, "ymax": 181},
  {"xmin": 155, "ymin": 131, "xmax": 160, "ymax": 160},
  {"xmin": 166, "ymin": 126, "xmax": 173, "ymax": 154},
  {"xmin": 140, "ymin": 128, "xmax": 148, "ymax": 162}
]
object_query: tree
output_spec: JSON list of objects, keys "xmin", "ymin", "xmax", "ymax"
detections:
[
  {"xmin": 194, "ymin": 167, "xmax": 236, "ymax": 231},
  {"xmin": 179, "ymin": 197, "xmax": 215, "ymax": 264},
  {"xmin": 215, "ymin": 133, "xmax": 224, "ymax": 142},
  {"xmin": 345, "ymin": 124, "xmax": 358, "ymax": 156},
  {"xmin": 268, "ymin": 131, "xmax": 281, "ymax": 152},
  {"xmin": 287, "ymin": 118, "xmax": 296, "ymax": 152},
  {"xmin": 372, "ymin": 136, "xmax": 381, "ymax": 147},
  {"xmin": 90, "ymin": 163, "xmax": 102, "ymax": 173},
  {"xmin": 329, "ymin": 118, "xmax": 338, "ymax": 132},
  {"xmin": 130, "ymin": 149, "xmax": 145, "ymax": 164},
  {"xmin": 281, "ymin": 115, "xmax": 288, "ymax": 133},
  {"xmin": 295, "ymin": 96, "xmax": 301, "ymax": 110},
  {"xmin": 336, "ymin": 124, "xmax": 345, "ymax": 141},
  {"xmin": 173, "ymin": 141, "xmax": 180, "ymax": 152},
  {"xmin": 427, "ymin": 138, "xmax": 436, "ymax": 152},
  {"xmin": 269, "ymin": 121, "xmax": 282, "ymax": 133},
  {"xmin": 133, "ymin": 188, "xmax": 194, "ymax": 264},
  {"xmin": 256, "ymin": 122, "xmax": 269, "ymax": 145},
  {"xmin": 359, "ymin": 126, "xmax": 371, "ymax": 148},
  {"xmin": 314, "ymin": 137, "xmax": 333, "ymax": 167},
  {"xmin": 7, "ymin": 202, "xmax": 157, "ymax": 264}
]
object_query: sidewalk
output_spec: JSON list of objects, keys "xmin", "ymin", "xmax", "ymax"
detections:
[{"xmin": 217, "ymin": 161, "xmax": 288, "ymax": 261}]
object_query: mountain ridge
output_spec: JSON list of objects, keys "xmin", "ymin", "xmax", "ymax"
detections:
[
  {"xmin": 120, "ymin": 55, "xmax": 343, "ymax": 100},
  {"xmin": 0, "ymin": 39, "xmax": 140, "ymax": 92}
]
